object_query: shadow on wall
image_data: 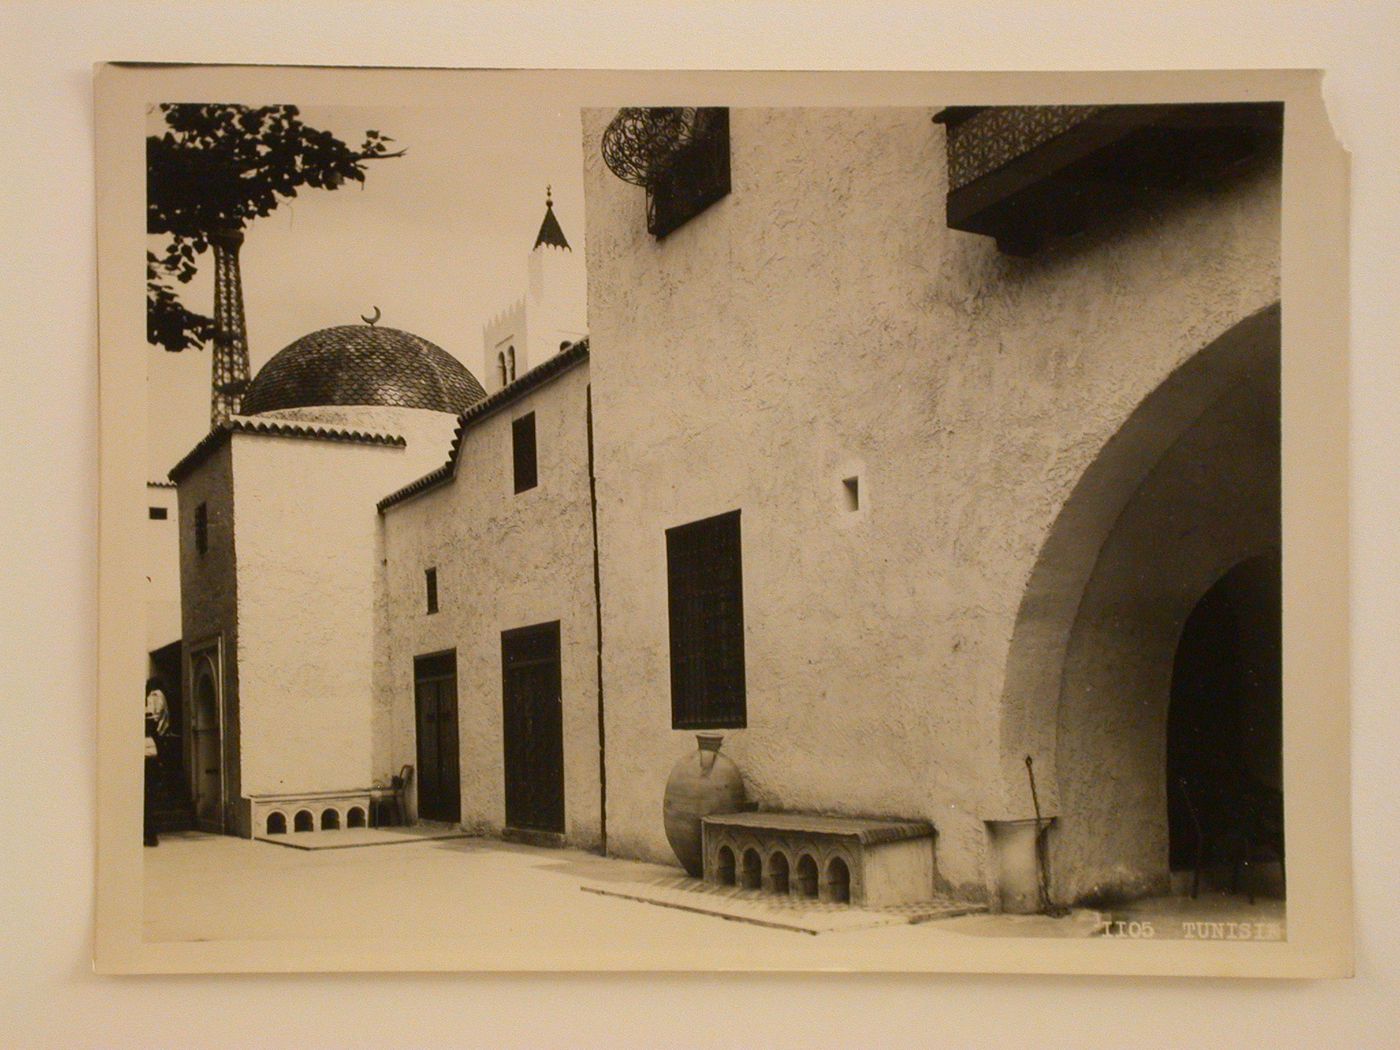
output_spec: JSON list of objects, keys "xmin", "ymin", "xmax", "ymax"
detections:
[{"xmin": 995, "ymin": 302, "xmax": 1281, "ymax": 907}]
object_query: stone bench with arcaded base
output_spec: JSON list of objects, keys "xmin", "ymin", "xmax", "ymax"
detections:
[{"xmin": 700, "ymin": 812, "xmax": 936, "ymax": 908}]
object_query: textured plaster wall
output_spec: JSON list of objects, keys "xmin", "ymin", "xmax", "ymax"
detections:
[
  {"xmin": 375, "ymin": 361, "xmax": 601, "ymax": 846},
  {"xmin": 1049, "ymin": 373, "xmax": 1279, "ymax": 903},
  {"xmin": 176, "ymin": 442, "xmax": 243, "ymax": 834},
  {"xmin": 232, "ymin": 407, "xmax": 458, "ymax": 802},
  {"xmin": 581, "ymin": 107, "xmax": 1280, "ymax": 895},
  {"xmin": 145, "ymin": 484, "xmax": 181, "ymax": 651}
]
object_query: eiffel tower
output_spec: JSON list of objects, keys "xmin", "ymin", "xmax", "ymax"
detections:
[{"xmin": 208, "ymin": 228, "xmax": 251, "ymax": 426}]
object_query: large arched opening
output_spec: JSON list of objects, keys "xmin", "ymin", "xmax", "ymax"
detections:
[{"xmin": 993, "ymin": 303, "xmax": 1280, "ymax": 908}]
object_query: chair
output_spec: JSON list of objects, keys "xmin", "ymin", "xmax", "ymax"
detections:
[{"xmin": 1176, "ymin": 772, "xmax": 1284, "ymax": 904}]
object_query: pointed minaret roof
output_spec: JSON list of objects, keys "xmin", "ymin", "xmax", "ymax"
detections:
[{"xmin": 533, "ymin": 185, "xmax": 571, "ymax": 251}]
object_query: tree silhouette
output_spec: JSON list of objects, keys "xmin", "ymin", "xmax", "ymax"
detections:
[{"xmin": 146, "ymin": 104, "xmax": 403, "ymax": 352}]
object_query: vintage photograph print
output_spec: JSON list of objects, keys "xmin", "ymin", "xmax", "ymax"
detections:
[{"xmin": 95, "ymin": 66, "xmax": 1351, "ymax": 976}]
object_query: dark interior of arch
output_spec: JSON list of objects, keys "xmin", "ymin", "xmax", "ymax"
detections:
[{"xmin": 1167, "ymin": 550, "xmax": 1283, "ymax": 875}]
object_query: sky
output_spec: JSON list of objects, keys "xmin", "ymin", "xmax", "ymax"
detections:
[{"xmin": 146, "ymin": 100, "xmax": 587, "ymax": 477}]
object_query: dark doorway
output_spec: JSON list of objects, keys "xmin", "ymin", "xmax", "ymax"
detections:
[
  {"xmin": 190, "ymin": 651, "xmax": 223, "ymax": 833},
  {"xmin": 149, "ymin": 640, "xmax": 184, "ymax": 743},
  {"xmin": 1167, "ymin": 551, "xmax": 1283, "ymax": 882},
  {"xmin": 501, "ymin": 621, "xmax": 565, "ymax": 834},
  {"xmin": 414, "ymin": 651, "xmax": 461, "ymax": 823},
  {"xmin": 147, "ymin": 640, "xmax": 193, "ymax": 833}
]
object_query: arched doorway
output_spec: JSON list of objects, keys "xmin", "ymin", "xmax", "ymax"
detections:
[
  {"xmin": 1167, "ymin": 551, "xmax": 1283, "ymax": 891},
  {"xmin": 190, "ymin": 650, "xmax": 223, "ymax": 832},
  {"xmin": 993, "ymin": 302, "xmax": 1281, "ymax": 907}
]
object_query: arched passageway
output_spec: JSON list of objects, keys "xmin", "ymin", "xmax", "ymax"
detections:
[{"xmin": 994, "ymin": 302, "xmax": 1281, "ymax": 907}]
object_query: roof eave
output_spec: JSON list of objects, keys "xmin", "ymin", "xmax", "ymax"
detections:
[{"xmin": 378, "ymin": 338, "xmax": 589, "ymax": 513}]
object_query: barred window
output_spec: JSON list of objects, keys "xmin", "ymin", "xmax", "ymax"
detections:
[
  {"xmin": 648, "ymin": 108, "xmax": 731, "ymax": 239},
  {"xmin": 666, "ymin": 509, "xmax": 746, "ymax": 728}
]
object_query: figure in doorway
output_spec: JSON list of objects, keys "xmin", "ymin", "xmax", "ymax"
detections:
[{"xmin": 144, "ymin": 677, "xmax": 171, "ymax": 846}]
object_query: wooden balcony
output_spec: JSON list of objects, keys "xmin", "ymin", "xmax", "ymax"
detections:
[{"xmin": 933, "ymin": 103, "xmax": 1283, "ymax": 255}]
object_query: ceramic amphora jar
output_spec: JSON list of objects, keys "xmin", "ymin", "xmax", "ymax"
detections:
[{"xmin": 663, "ymin": 732, "xmax": 749, "ymax": 876}]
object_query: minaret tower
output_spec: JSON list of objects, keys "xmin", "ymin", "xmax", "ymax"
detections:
[
  {"xmin": 482, "ymin": 186, "xmax": 588, "ymax": 395},
  {"xmin": 525, "ymin": 185, "xmax": 587, "ymax": 357},
  {"xmin": 208, "ymin": 227, "xmax": 251, "ymax": 426}
]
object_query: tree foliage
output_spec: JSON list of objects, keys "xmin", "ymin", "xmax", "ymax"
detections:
[{"xmin": 147, "ymin": 104, "xmax": 402, "ymax": 351}]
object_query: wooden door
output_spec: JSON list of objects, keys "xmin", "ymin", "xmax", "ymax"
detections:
[
  {"xmin": 501, "ymin": 622, "xmax": 564, "ymax": 833},
  {"xmin": 414, "ymin": 651, "xmax": 461, "ymax": 823}
]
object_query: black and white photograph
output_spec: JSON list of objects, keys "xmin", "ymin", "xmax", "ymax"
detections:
[
  {"xmin": 90, "ymin": 64, "xmax": 1350, "ymax": 979},
  {"xmin": 15, "ymin": 0, "xmax": 1400, "ymax": 1042}
]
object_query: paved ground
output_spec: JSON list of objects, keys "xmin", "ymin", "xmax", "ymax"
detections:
[
  {"xmin": 142, "ymin": 832, "xmax": 1285, "ymax": 969},
  {"xmin": 580, "ymin": 871, "xmax": 985, "ymax": 934},
  {"xmin": 255, "ymin": 825, "xmax": 472, "ymax": 851}
]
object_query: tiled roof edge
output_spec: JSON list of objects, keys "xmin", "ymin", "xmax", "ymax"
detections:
[
  {"xmin": 169, "ymin": 417, "xmax": 407, "ymax": 483},
  {"xmin": 378, "ymin": 338, "xmax": 589, "ymax": 513}
]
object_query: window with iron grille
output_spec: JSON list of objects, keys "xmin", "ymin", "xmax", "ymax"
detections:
[
  {"xmin": 425, "ymin": 567, "xmax": 439, "ymax": 614},
  {"xmin": 666, "ymin": 509, "xmax": 746, "ymax": 728},
  {"xmin": 513, "ymin": 412, "xmax": 537, "ymax": 493},
  {"xmin": 194, "ymin": 503, "xmax": 208, "ymax": 554},
  {"xmin": 647, "ymin": 109, "xmax": 731, "ymax": 239}
]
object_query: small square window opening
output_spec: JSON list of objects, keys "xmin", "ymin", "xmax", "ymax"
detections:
[{"xmin": 149, "ymin": 506, "xmax": 168, "ymax": 520}]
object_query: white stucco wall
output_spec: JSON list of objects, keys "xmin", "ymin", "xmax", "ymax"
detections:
[
  {"xmin": 581, "ymin": 107, "xmax": 1280, "ymax": 896},
  {"xmin": 145, "ymin": 482, "xmax": 181, "ymax": 651},
  {"xmin": 376, "ymin": 359, "xmax": 601, "ymax": 846},
  {"xmin": 527, "ymin": 242, "xmax": 589, "ymax": 367},
  {"xmin": 253, "ymin": 406, "xmax": 465, "ymax": 466},
  {"xmin": 230, "ymin": 409, "xmax": 460, "ymax": 801}
]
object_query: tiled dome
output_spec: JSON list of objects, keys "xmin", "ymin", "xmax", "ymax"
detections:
[{"xmin": 241, "ymin": 325, "xmax": 486, "ymax": 416}]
